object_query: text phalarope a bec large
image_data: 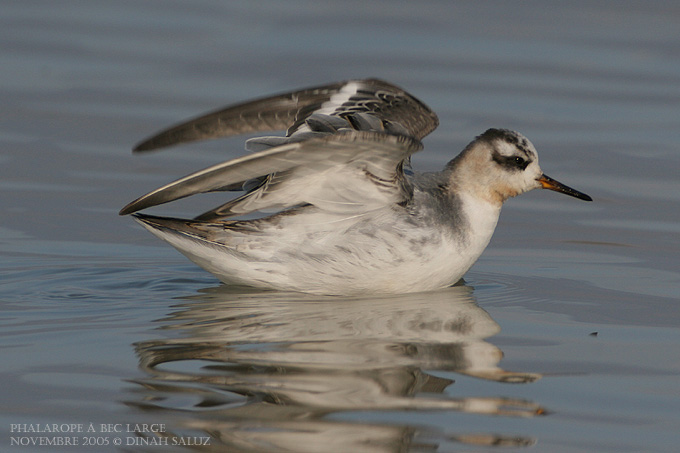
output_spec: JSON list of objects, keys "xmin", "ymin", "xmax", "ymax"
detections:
[{"xmin": 120, "ymin": 79, "xmax": 592, "ymax": 295}]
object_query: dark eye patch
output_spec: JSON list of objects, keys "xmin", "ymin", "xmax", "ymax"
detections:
[{"xmin": 492, "ymin": 151, "xmax": 531, "ymax": 171}]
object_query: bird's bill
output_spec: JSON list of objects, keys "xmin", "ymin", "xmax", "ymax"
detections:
[{"xmin": 538, "ymin": 174, "xmax": 592, "ymax": 201}]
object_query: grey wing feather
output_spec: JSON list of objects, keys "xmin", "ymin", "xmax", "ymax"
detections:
[
  {"xmin": 119, "ymin": 131, "xmax": 423, "ymax": 216},
  {"xmin": 132, "ymin": 78, "xmax": 438, "ymax": 152}
]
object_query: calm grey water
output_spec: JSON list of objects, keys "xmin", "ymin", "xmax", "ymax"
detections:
[{"xmin": 2, "ymin": 1, "xmax": 679, "ymax": 452}]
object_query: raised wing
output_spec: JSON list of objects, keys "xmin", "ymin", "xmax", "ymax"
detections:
[
  {"xmin": 120, "ymin": 131, "xmax": 422, "ymax": 217},
  {"xmin": 132, "ymin": 78, "xmax": 438, "ymax": 152}
]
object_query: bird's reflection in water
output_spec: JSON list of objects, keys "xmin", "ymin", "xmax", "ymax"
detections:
[{"xmin": 130, "ymin": 284, "xmax": 543, "ymax": 451}]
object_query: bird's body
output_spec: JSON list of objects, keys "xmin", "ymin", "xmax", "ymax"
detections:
[
  {"xmin": 121, "ymin": 79, "xmax": 591, "ymax": 295},
  {"xmin": 136, "ymin": 174, "xmax": 500, "ymax": 295}
]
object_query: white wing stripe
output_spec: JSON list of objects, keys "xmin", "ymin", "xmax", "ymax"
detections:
[{"xmin": 314, "ymin": 81, "xmax": 361, "ymax": 116}]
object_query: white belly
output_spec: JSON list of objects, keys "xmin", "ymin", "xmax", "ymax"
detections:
[{"xmin": 141, "ymin": 194, "xmax": 501, "ymax": 295}]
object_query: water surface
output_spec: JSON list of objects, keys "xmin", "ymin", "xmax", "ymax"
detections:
[{"xmin": 1, "ymin": 1, "xmax": 679, "ymax": 452}]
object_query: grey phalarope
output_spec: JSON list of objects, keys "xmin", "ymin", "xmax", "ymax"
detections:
[{"xmin": 120, "ymin": 79, "xmax": 592, "ymax": 295}]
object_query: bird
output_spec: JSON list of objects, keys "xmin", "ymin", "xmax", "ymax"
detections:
[{"xmin": 120, "ymin": 79, "xmax": 592, "ymax": 295}]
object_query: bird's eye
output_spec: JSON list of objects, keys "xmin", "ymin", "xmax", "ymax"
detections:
[{"xmin": 514, "ymin": 156, "xmax": 525, "ymax": 166}]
